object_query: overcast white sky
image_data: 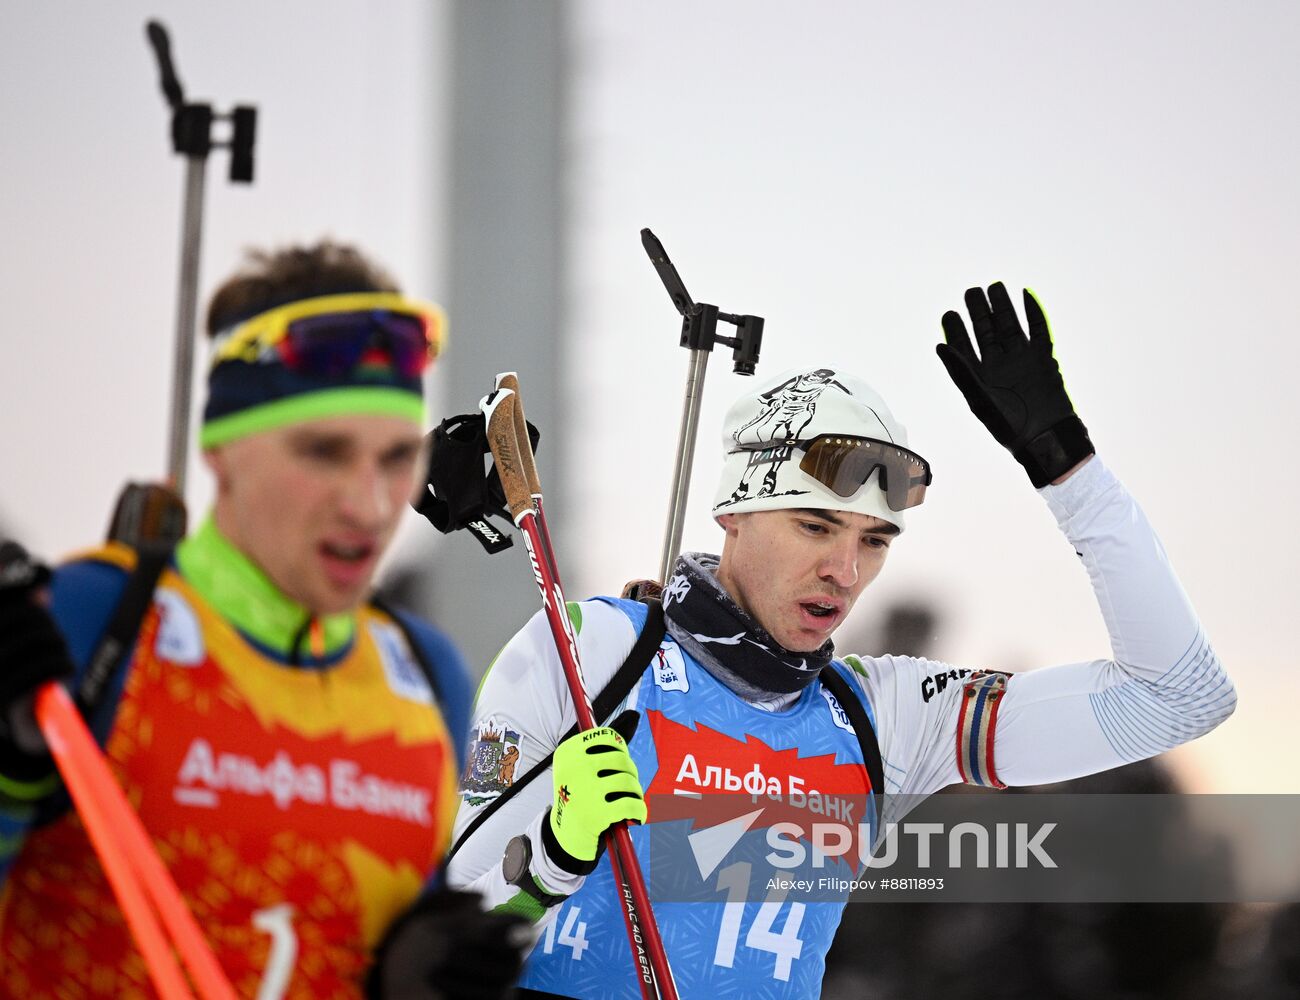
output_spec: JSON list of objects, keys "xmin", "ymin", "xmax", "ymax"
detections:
[{"xmin": 2, "ymin": 2, "xmax": 1295, "ymax": 792}]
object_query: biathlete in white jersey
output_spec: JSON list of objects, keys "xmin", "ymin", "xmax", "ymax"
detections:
[{"xmin": 444, "ymin": 283, "xmax": 1237, "ymax": 999}]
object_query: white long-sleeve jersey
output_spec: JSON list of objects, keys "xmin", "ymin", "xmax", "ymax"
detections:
[{"xmin": 447, "ymin": 457, "xmax": 1236, "ymax": 994}]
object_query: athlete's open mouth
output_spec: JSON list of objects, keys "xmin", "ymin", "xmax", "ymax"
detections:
[
  {"xmin": 802, "ymin": 601, "xmax": 837, "ymax": 619},
  {"xmin": 321, "ymin": 541, "xmax": 373, "ymax": 562}
]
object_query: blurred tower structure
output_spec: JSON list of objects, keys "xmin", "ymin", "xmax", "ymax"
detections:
[{"xmin": 421, "ymin": 0, "xmax": 569, "ymax": 675}]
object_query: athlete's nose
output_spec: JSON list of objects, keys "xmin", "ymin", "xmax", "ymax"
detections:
[
  {"xmin": 818, "ymin": 534, "xmax": 859, "ymax": 589},
  {"xmin": 339, "ymin": 462, "xmax": 391, "ymax": 529}
]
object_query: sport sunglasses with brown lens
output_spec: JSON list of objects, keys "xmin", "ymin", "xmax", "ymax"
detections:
[{"xmin": 797, "ymin": 435, "xmax": 932, "ymax": 511}]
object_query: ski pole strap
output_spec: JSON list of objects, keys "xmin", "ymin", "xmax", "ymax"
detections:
[
  {"xmin": 817, "ymin": 663, "xmax": 886, "ymax": 832},
  {"xmin": 412, "ymin": 410, "xmax": 542, "ymax": 555},
  {"xmin": 446, "ymin": 598, "xmax": 666, "ymax": 866},
  {"xmin": 76, "ymin": 544, "xmax": 173, "ymax": 718}
]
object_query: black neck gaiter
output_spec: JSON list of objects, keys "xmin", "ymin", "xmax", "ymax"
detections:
[{"xmin": 661, "ymin": 552, "xmax": 833, "ymax": 701}]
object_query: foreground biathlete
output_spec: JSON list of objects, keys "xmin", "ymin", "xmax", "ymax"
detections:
[
  {"xmin": 0, "ymin": 242, "xmax": 527, "ymax": 998},
  {"xmin": 446, "ymin": 283, "xmax": 1237, "ymax": 998}
]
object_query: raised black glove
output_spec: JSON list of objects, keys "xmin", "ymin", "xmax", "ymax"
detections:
[
  {"xmin": 365, "ymin": 885, "xmax": 532, "ymax": 1000},
  {"xmin": 0, "ymin": 541, "xmax": 74, "ymax": 779},
  {"xmin": 937, "ymin": 283, "xmax": 1094, "ymax": 488}
]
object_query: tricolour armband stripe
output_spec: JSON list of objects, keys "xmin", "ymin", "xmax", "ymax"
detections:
[{"xmin": 955, "ymin": 672, "xmax": 1009, "ymax": 789}]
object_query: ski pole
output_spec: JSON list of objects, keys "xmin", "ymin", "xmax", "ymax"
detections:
[
  {"xmin": 640, "ymin": 230, "xmax": 764, "ymax": 584},
  {"xmin": 481, "ymin": 384, "xmax": 679, "ymax": 1000},
  {"xmin": 38, "ymin": 688, "xmax": 194, "ymax": 1000},
  {"xmin": 493, "ymin": 373, "xmax": 663, "ymax": 988},
  {"xmin": 35, "ymin": 684, "xmax": 238, "ymax": 1000}
]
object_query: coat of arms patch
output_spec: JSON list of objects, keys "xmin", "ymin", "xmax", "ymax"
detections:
[{"xmin": 462, "ymin": 717, "xmax": 524, "ymax": 806}]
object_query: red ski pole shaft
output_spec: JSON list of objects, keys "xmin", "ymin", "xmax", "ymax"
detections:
[
  {"xmin": 514, "ymin": 489, "xmax": 670, "ymax": 1000},
  {"xmin": 483, "ymin": 386, "xmax": 678, "ymax": 1000},
  {"xmin": 494, "ymin": 373, "xmax": 660, "ymax": 992},
  {"xmin": 35, "ymin": 683, "xmax": 238, "ymax": 1000},
  {"xmin": 36, "ymin": 684, "xmax": 194, "ymax": 998}
]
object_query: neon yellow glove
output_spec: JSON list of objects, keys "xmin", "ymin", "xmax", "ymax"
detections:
[{"xmin": 543, "ymin": 710, "xmax": 646, "ymax": 874}]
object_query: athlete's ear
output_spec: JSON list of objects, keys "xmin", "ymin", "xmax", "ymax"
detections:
[{"xmin": 203, "ymin": 445, "xmax": 231, "ymax": 493}]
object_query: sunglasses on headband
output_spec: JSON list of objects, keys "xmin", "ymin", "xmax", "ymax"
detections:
[{"xmin": 210, "ymin": 292, "xmax": 446, "ymax": 378}]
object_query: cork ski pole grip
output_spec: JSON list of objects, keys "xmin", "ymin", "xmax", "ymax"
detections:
[
  {"xmin": 494, "ymin": 372, "xmax": 542, "ymax": 499},
  {"xmin": 481, "ymin": 387, "xmax": 533, "ymax": 521}
]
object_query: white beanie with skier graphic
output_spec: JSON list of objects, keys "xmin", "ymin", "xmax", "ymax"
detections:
[{"xmin": 711, "ymin": 366, "xmax": 916, "ymax": 530}]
